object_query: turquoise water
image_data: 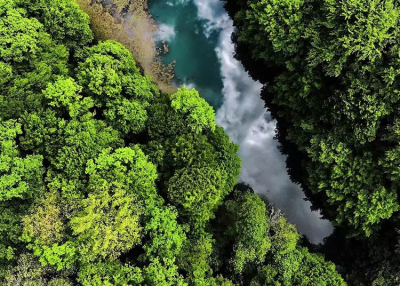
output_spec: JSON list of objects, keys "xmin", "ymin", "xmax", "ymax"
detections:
[
  {"xmin": 149, "ymin": 0, "xmax": 334, "ymax": 244},
  {"xmin": 150, "ymin": 0, "xmax": 223, "ymax": 108}
]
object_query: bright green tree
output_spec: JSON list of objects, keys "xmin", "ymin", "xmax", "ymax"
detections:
[
  {"xmin": 0, "ymin": 120, "xmax": 43, "ymax": 201},
  {"xmin": 70, "ymin": 147, "xmax": 157, "ymax": 262},
  {"xmin": 171, "ymin": 87, "xmax": 216, "ymax": 134},
  {"xmin": 43, "ymin": 77, "xmax": 94, "ymax": 119},
  {"xmin": 0, "ymin": 0, "xmax": 69, "ymax": 118},
  {"xmin": 78, "ymin": 260, "xmax": 143, "ymax": 286},
  {"xmin": 16, "ymin": 0, "xmax": 93, "ymax": 50}
]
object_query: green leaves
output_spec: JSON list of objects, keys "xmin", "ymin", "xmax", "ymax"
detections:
[
  {"xmin": 85, "ymin": 147, "xmax": 158, "ymax": 199},
  {"xmin": 143, "ymin": 258, "xmax": 187, "ymax": 286},
  {"xmin": 78, "ymin": 261, "xmax": 143, "ymax": 286},
  {"xmin": 0, "ymin": 0, "xmax": 345, "ymax": 284},
  {"xmin": 46, "ymin": 116, "xmax": 122, "ymax": 199},
  {"xmin": 75, "ymin": 40, "xmax": 139, "ymax": 102},
  {"xmin": 213, "ymin": 191, "xmax": 345, "ymax": 285},
  {"xmin": 0, "ymin": 1, "xmax": 42, "ymax": 63},
  {"xmin": 307, "ymin": 135, "xmax": 399, "ymax": 235},
  {"xmin": 33, "ymin": 241, "xmax": 77, "ymax": 271},
  {"xmin": 70, "ymin": 147, "xmax": 158, "ymax": 262},
  {"xmin": 75, "ymin": 40, "xmax": 156, "ymax": 135},
  {"xmin": 232, "ymin": 0, "xmax": 400, "ymax": 236},
  {"xmin": 104, "ymin": 97, "xmax": 147, "ymax": 135},
  {"xmin": 0, "ymin": 120, "xmax": 43, "ymax": 201},
  {"xmin": 77, "ymin": 53, "xmax": 123, "ymax": 100},
  {"xmin": 223, "ymin": 191, "xmax": 271, "ymax": 274},
  {"xmin": 70, "ymin": 186, "xmax": 143, "ymax": 262},
  {"xmin": 43, "ymin": 77, "xmax": 94, "ymax": 118},
  {"xmin": 21, "ymin": 191, "xmax": 65, "ymax": 246},
  {"xmin": 171, "ymin": 87, "xmax": 216, "ymax": 134},
  {"xmin": 168, "ymin": 167, "xmax": 224, "ymax": 226},
  {"xmin": 142, "ymin": 206, "xmax": 186, "ymax": 260},
  {"xmin": 16, "ymin": 0, "xmax": 93, "ymax": 50}
]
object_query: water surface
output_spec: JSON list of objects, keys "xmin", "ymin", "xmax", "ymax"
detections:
[{"xmin": 149, "ymin": 0, "xmax": 334, "ymax": 244}]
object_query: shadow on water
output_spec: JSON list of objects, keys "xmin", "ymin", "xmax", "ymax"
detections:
[
  {"xmin": 223, "ymin": 0, "xmax": 335, "ymax": 224},
  {"xmin": 222, "ymin": 3, "xmax": 400, "ymax": 284}
]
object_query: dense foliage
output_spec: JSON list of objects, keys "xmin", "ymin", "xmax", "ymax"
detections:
[
  {"xmin": 227, "ymin": 0, "xmax": 400, "ymax": 284},
  {"xmin": 230, "ymin": 0, "xmax": 400, "ymax": 237},
  {"xmin": 0, "ymin": 0, "xmax": 343, "ymax": 284}
]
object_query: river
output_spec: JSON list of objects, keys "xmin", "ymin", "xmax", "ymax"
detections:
[{"xmin": 149, "ymin": 0, "xmax": 334, "ymax": 244}]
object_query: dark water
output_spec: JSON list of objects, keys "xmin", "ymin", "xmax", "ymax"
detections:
[{"xmin": 149, "ymin": 0, "xmax": 334, "ymax": 244}]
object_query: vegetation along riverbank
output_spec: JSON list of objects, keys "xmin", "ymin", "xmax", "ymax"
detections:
[
  {"xmin": 0, "ymin": 0, "xmax": 348, "ymax": 284},
  {"xmin": 226, "ymin": 0, "xmax": 400, "ymax": 284}
]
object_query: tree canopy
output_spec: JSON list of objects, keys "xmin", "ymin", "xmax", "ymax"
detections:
[
  {"xmin": 228, "ymin": 0, "xmax": 400, "ymax": 284},
  {"xmin": 230, "ymin": 0, "xmax": 400, "ymax": 236},
  {"xmin": 0, "ymin": 0, "xmax": 344, "ymax": 285}
]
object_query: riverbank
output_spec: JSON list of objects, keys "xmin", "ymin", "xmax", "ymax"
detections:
[
  {"xmin": 76, "ymin": 0, "xmax": 176, "ymax": 93},
  {"xmin": 76, "ymin": 0, "xmax": 334, "ymax": 244},
  {"xmin": 148, "ymin": 0, "xmax": 334, "ymax": 243}
]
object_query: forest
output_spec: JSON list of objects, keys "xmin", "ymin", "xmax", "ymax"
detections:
[
  {"xmin": 226, "ymin": 0, "xmax": 400, "ymax": 284},
  {"xmin": 0, "ymin": 0, "xmax": 346, "ymax": 285}
]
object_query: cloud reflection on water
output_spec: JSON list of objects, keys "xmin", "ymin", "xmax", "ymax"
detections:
[
  {"xmin": 154, "ymin": 23, "xmax": 176, "ymax": 41},
  {"xmin": 192, "ymin": 0, "xmax": 334, "ymax": 244},
  {"xmin": 152, "ymin": 0, "xmax": 334, "ymax": 244}
]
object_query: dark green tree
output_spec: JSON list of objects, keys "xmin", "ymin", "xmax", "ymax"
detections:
[
  {"xmin": 223, "ymin": 191, "xmax": 271, "ymax": 274},
  {"xmin": 230, "ymin": 0, "xmax": 400, "ymax": 236}
]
